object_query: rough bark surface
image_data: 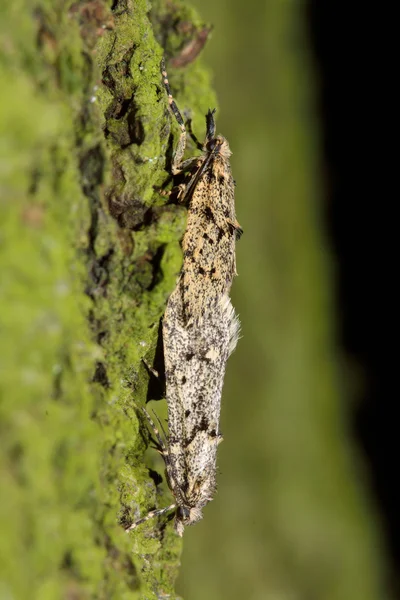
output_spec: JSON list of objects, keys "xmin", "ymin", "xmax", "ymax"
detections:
[{"xmin": 0, "ymin": 1, "xmax": 214, "ymax": 598}]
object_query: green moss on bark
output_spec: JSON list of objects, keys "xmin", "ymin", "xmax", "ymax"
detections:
[{"xmin": 0, "ymin": 0, "xmax": 214, "ymax": 597}]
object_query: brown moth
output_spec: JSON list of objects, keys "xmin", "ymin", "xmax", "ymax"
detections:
[{"xmin": 126, "ymin": 58, "xmax": 241, "ymax": 536}]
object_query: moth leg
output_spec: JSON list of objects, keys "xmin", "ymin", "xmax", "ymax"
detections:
[
  {"xmin": 141, "ymin": 407, "xmax": 182, "ymax": 505},
  {"xmin": 157, "ymin": 157, "xmax": 202, "ymax": 203},
  {"xmin": 204, "ymin": 108, "xmax": 217, "ymax": 146},
  {"xmin": 151, "ymin": 409, "xmax": 169, "ymax": 443},
  {"xmin": 186, "ymin": 117, "xmax": 203, "ymax": 150},
  {"xmin": 158, "ymin": 182, "xmax": 187, "ymax": 201},
  {"xmin": 141, "ymin": 406, "xmax": 168, "ymax": 456},
  {"xmin": 161, "ymin": 57, "xmax": 187, "ymax": 174},
  {"xmin": 126, "ymin": 408, "xmax": 178, "ymax": 532},
  {"xmin": 125, "ymin": 502, "xmax": 176, "ymax": 532},
  {"xmin": 142, "ymin": 357, "xmax": 159, "ymax": 379},
  {"xmin": 131, "ymin": 402, "xmax": 161, "ymax": 453}
]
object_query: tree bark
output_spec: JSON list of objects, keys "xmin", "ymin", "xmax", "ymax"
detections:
[{"xmin": 0, "ymin": 1, "xmax": 212, "ymax": 597}]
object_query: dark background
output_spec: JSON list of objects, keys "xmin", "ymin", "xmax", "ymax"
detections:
[
  {"xmin": 178, "ymin": 2, "xmax": 394, "ymax": 599},
  {"xmin": 309, "ymin": 2, "xmax": 397, "ymax": 595}
]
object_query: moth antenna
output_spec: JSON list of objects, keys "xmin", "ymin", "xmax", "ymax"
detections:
[
  {"xmin": 161, "ymin": 57, "xmax": 187, "ymax": 173},
  {"xmin": 125, "ymin": 503, "xmax": 177, "ymax": 532},
  {"xmin": 161, "ymin": 57, "xmax": 185, "ymax": 133}
]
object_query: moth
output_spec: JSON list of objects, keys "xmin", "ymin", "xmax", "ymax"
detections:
[{"xmin": 126, "ymin": 58, "xmax": 241, "ymax": 536}]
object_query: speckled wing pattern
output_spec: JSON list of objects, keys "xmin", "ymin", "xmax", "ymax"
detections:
[
  {"xmin": 180, "ymin": 150, "xmax": 239, "ymax": 320},
  {"xmin": 162, "ymin": 129, "xmax": 241, "ymax": 536},
  {"xmin": 126, "ymin": 61, "xmax": 242, "ymax": 537}
]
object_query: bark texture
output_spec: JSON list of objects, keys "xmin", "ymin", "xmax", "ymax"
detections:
[{"xmin": 0, "ymin": 1, "xmax": 214, "ymax": 598}]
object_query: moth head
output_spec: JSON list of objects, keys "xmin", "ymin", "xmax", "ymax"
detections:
[
  {"xmin": 175, "ymin": 505, "xmax": 204, "ymax": 537},
  {"xmin": 206, "ymin": 135, "xmax": 232, "ymax": 159}
]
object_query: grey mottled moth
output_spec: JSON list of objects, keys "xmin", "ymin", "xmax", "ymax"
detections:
[{"xmin": 126, "ymin": 58, "xmax": 241, "ymax": 537}]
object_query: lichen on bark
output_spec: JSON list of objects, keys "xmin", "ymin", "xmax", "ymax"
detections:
[{"xmin": 0, "ymin": 0, "xmax": 215, "ymax": 597}]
